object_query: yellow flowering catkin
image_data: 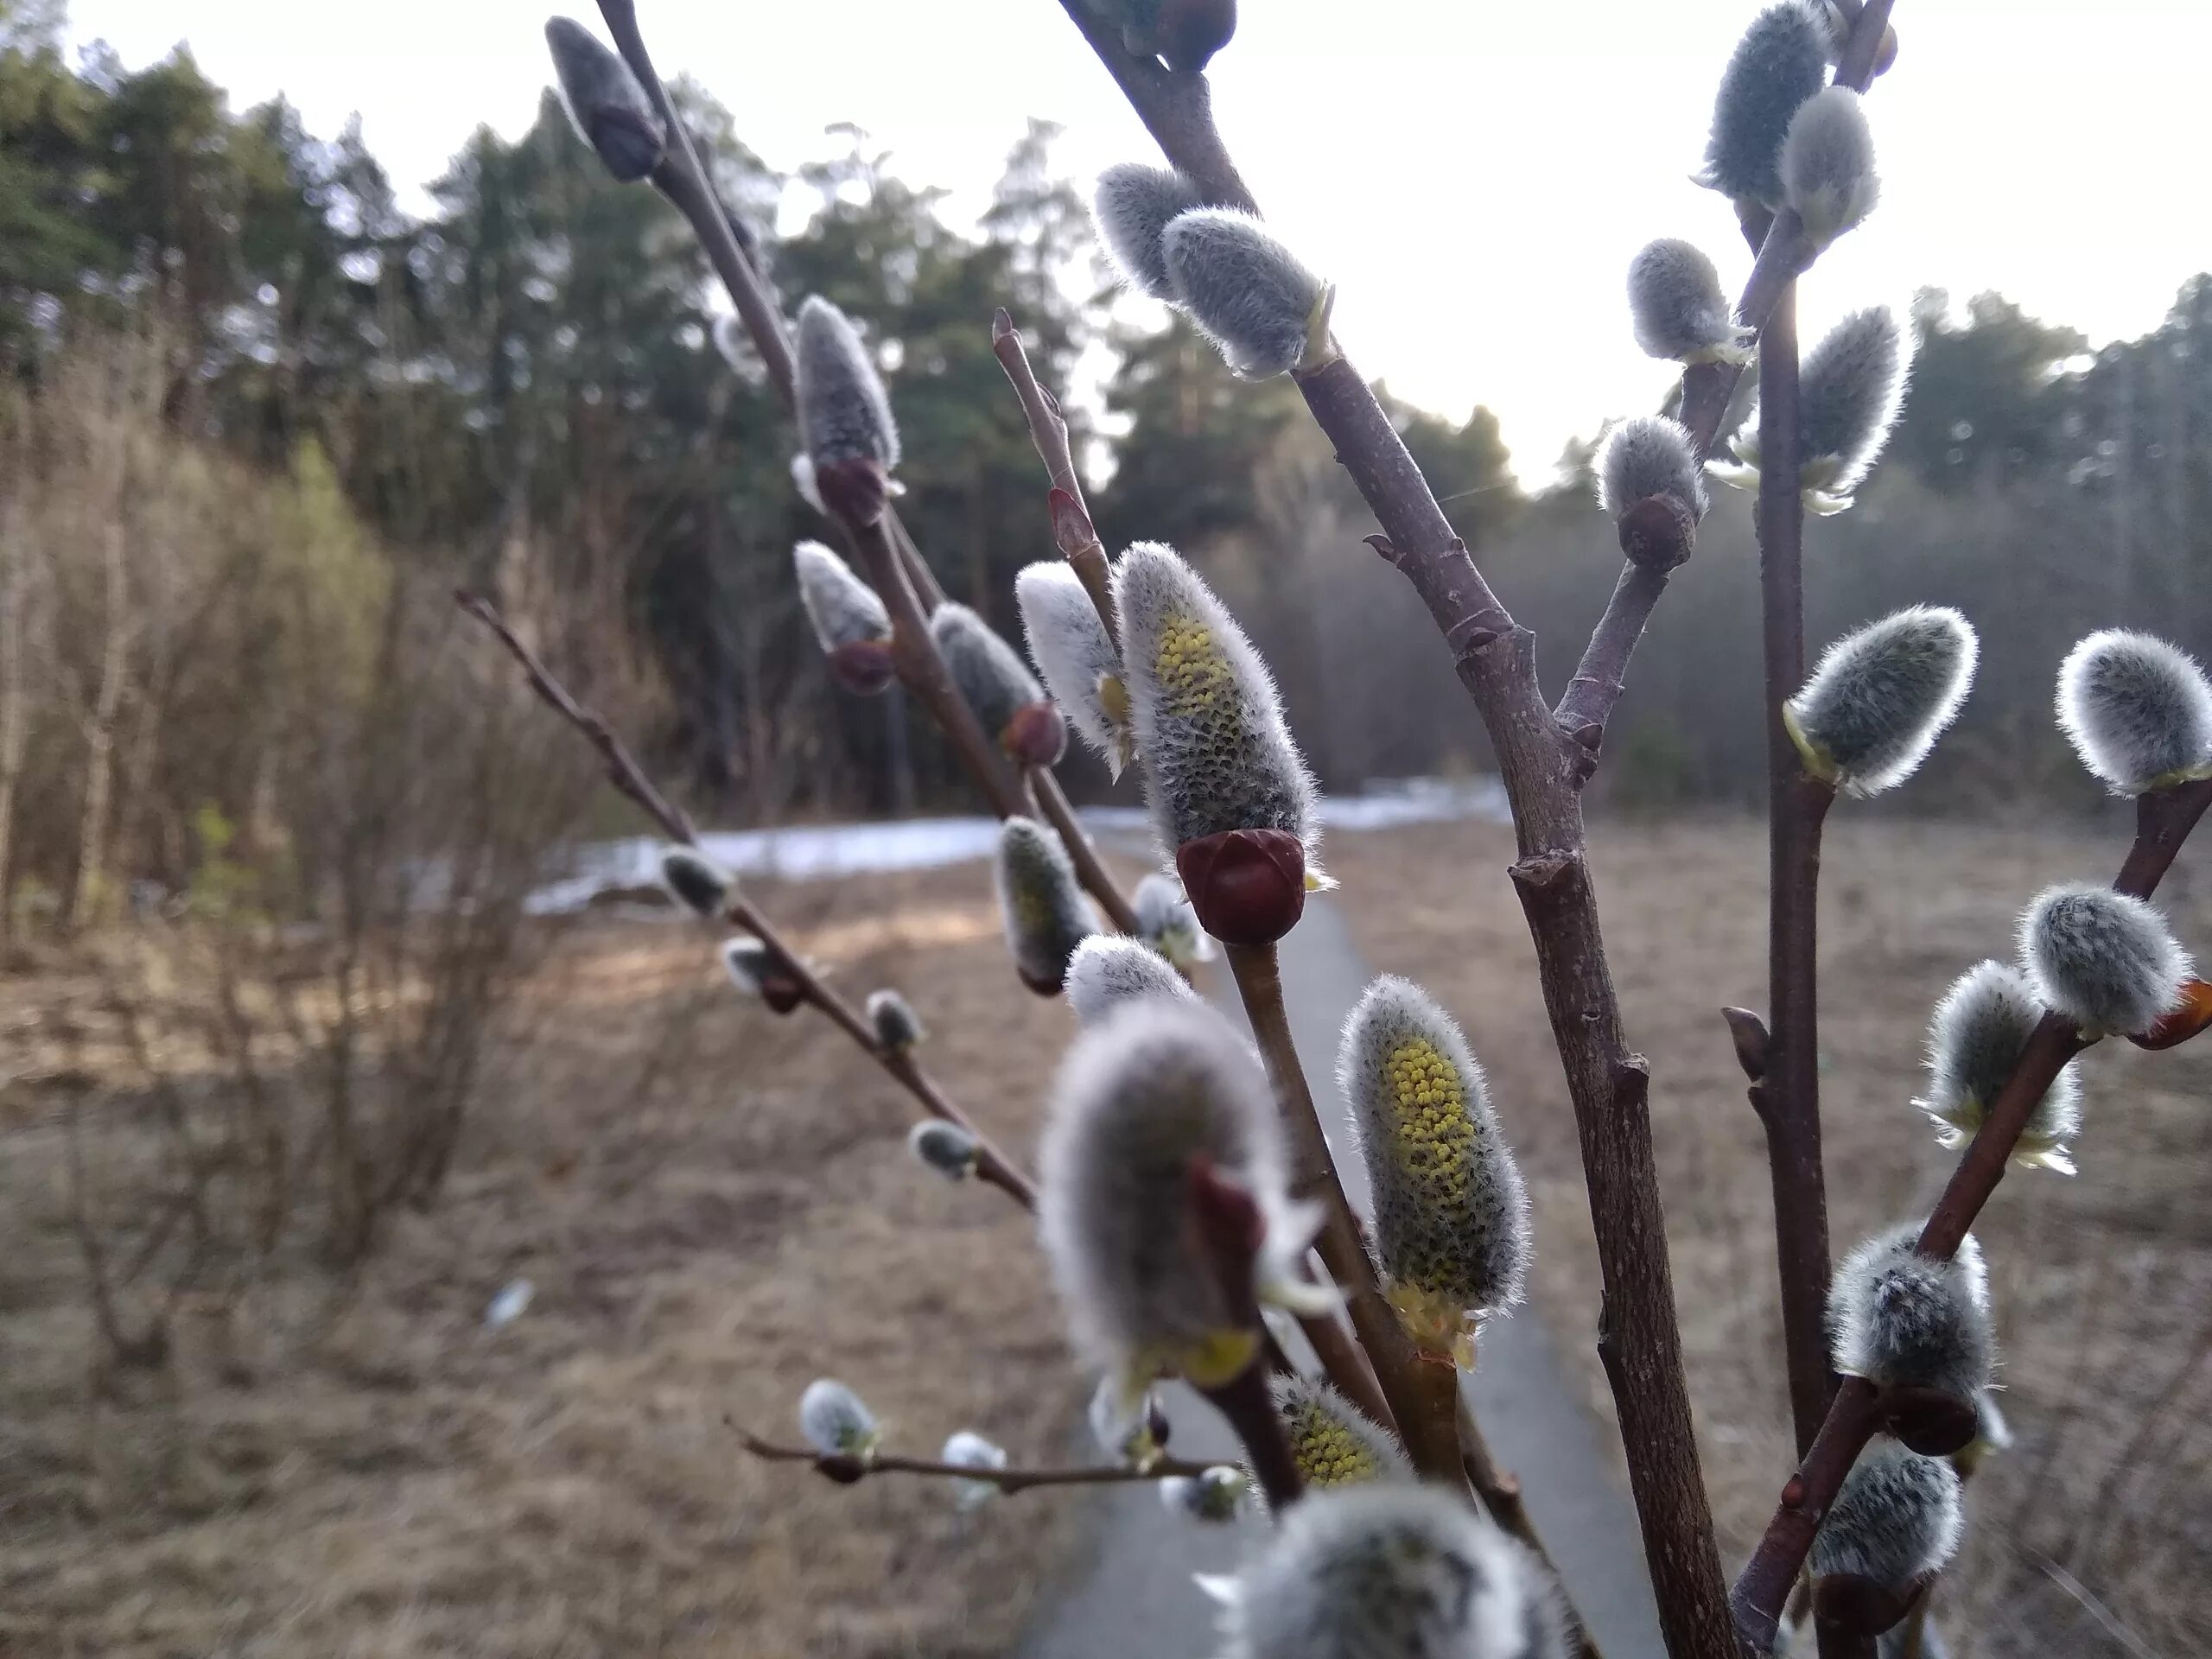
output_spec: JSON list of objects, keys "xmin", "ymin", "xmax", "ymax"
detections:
[{"xmin": 1269, "ymin": 1373, "xmax": 1410, "ymax": 1491}]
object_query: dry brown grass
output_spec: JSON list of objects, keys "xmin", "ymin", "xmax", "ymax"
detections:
[
  {"xmin": 1332, "ymin": 812, "xmax": 2212, "ymax": 1659},
  {"xmin": 0, "ymin": 856, "xmax": 1134, "ymax": 1659}
]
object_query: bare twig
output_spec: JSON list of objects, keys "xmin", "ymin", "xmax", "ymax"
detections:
[
  {"xmin": 991, "ymin": 308, "xmax": 1118, "ymax": 645},
  {"xmin": 735, "ymin": 1428, "xmax": 1221, "ymax": 1493},
  {"xmin": 457, "ymin": 591, "xmax": 1037, "ymax": 1208},
  {"xmin": 1731, "ymin": 778, "xmax": 2212, "ymax": 1649},
  {"xmin": 1028, "ymin": 765, "xmax": 1143, "ymax": 934}
]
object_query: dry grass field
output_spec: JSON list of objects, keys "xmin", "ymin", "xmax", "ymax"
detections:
[
  {"xmin": 3, "ymin": 813, "xmax": 2207, "ymax": 1658},
  {"xmin": 1333, "ymin": 812, "xmax": 2212, "ymax": 1659}
]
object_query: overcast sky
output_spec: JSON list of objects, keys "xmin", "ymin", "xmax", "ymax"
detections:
[{"xmin": 64, "ymin": 0, "xmax": 2212, "ymax": 481}]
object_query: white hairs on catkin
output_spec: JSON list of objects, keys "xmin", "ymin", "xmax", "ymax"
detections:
[
  {"xmin": 1810, "ymin": 1440, "xmax": 1963, "ymax": 1592},
  {"xmin": 1223, "ymin": 1484, "xmax": 1570, "ymax": 1659},
  {"xmin": 794, "ymin": 295, "xmax": 899, "ymax": 473},
  {"xmin": 1268, "ymin": 1372, "xmax": 1413, "ymax": 1491},
  {"xmin": 1064, "ymin": 935, "xmax": 1197, "ymax": 1027},
  {"xmin": 867, "ymin": 988, "xmax": 923, "ymax": 1050},
  {"xmin": 543, "ymin": 18, "xmax": 664, "ymax": 184},
  {"xmin": 793, "ymin": 541, "xmax": 889, "ymax": 651},
  {"xmin": 1697, "ymin": 2, "xmax": 1833, "ymax": 210},
  {"xmin": 1160, "ymin": 208, "xmax": 1327, "ymax": 379},
  {"xmin": 798, "ymin": 1378, "xmax": 880, "ymax": 1458},
  {"xmin": 1626, "ymin": 238, "xmax": 1751, "ymax": 365},
  {"xmin": 1917, "ymin": 960, "xmax": 2082, "ymax": 1172},
  {"xmin": 1015, "ymin": 563, "xmax": 1131, "ymax": 774},
  {"xmin": 1112, "ymin": 542, "xmax": 1323, "ymax": 864},
  {"xmin": 1093, "ymin": 162, "xmax": 1211, "ymax": 301},
  {"xmin": 995, "ymin": 817, "xmax": 1099, "ymax": 995},
  {"xmin": 1596, "ymin": 415, "xmax": 1708, "ymax": 523},
  {"xmin": 1716, "ymin": 306, "xmax": 1914, "ymax": 514},
  {"xmin": 931, "ymin": 602, "xmax": 1052, "ymax": 738},
  {"xmin": 2056, "ymin": 630, "xmax": 2212, "ymax": 796},
  {"xmin": 907, "ymin": 1120, "xmax": 978, "ymax": 1181},
  {"xmin": 1785, "ymin": 607, "xmax": 1978, "ymax": 797},
  {"xmin": 1828, "ymin": 1224, "xmax": 1994, "ymax": 1402},
  {"xmin": 660, "ymin": 846, "xmax": 732, "ymax": 917},
  {"xmin": 1134, "ymin": 871, "xmax": 1214, "ymax": 965},
  {"xmin": 2018, "ymin": 883, "xmax": 2192, "ymax": 1038},
  {"xmin": 1338, "ymin": 976, "xmax": 1529, "ymax": 1363},
  {"xmin": 1781, "ymin": 86, "xmax": 1880, "ymax": 246},
  {"xmin": 1038, "ymin": 997, "xmax": 1317, "ymax": 1392}
]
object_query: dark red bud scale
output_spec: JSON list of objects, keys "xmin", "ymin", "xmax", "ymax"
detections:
[
  {"xmin": 812, "ymin": 455, "xmax": 890, "ymax": 527},
  {"xmin": 1049, "ymin": 488, "xmax": 1096, "ymax": 559},
  {"xmin": 827, "ymin": 638, "xmax": 899, "ymax": 696},
  {"xmin": 1004, "ymin": 700, "xmax": 1071, "ymax": 769},
  {"xmin": 1881, "ymin": 1385, "xmax": 1980, "ymax": 1458},
  {"xmin": 2128, "ymin": 978, "xmax": 2212, "ymax": 1049},
  {"xmin": 1812, "ymin": 1573, "xmax": 1922, "ymax": 1638},
  {"xmin": 1176, "ymin": 827, "xmax": 1306, "ymax": 946}
]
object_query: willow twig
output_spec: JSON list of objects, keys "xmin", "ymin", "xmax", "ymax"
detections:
[
  {"xmin": 1731, "ymin": 778, "xmax": 2212, "ymax": 1650},
  {"xmin": 457, "ymin": 591, "xmax": 1036, "ymax": 1208},
  {"xmin": 991, "ymin": 308, "xmax": 1118, "ymax": 645},
  {"xmin": 1027, "ymin": 764, "xmax": 1143, "ymax": 934},
  {"xmin": 735, "ymin": 1428, "xmax": 1221, "ymax": 1493}
]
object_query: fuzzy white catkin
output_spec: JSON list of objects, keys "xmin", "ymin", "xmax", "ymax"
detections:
[
  {"xmin": 1268, "ymin": 1372, "xmax": 1413, "ymax": 1490},
  {"xmin": 792, "ymin": 540, "xmax": 889, "ymax": 652},
  {"xmin": 1626, "ymin": 238, "xmax": 1751, "ymax": 365},
  {"xmin": 907, "ymin": 1120, "xmax": 978, "ymax": 1181},
  {"xmin": 1338, "ymin": 976, "xmax": 1529, "ymax": 1360},
  {"xmin": 2055, "ymin": 630, "xmax": 2212, "ymax": 796},
  {"xmin": 1088, "ymin": 1374, "xmax": 1161, "ymax": 1465},
  {"xmin": 1781, "ymin": 86, "xmax": 1880, "ymax": 245},
  {"xmin": 995, "ymin": 817, "xmax": 1099, "ymax": 993},
  {"xmin": 1016, "ymin": 563, "xmax": 1130, "ymax": 773},
  {"xmin": 543, "ymin": 18, "xmax": 664, "ymax": 184},
  {"xmin": 1828, "ymin": 1224, "xmax": 1994, "ymax": 1402},
  {"xmin": 1037, "ymin": 997, "xmax": 1312, "ymax": 1388},
  {"xmin": 1134, "ymin": 870, "xmax": 1214, "ymax": 964},
  {"xmin": 1160, "ymin": 1465, "xmax": 1245, "ymax": 1522},
  {"xmin": 1810, "ymin": 1439, "xmax": 1963, "ymax": 1592},
  {"xmin": 1719, "ymin": 306, "xmax": 1914, "ymax": 513},
  {"xmin": 1160, "ymin": 208, "xmax": 1325, "ymax": 380},
  {"xmin": 1093, "ymin": 162, "xmax": 1210, "ymax": 301},
  {"xmin": 660, "ymin": 846, "xmax": 731, "ymax": 917},
  {"xmin": 720, "ymin": 937, "xmax": 777, "ymax": 998},
  {"xmin": 798, "ymin": 1378, "xmax": 879, "ymax": 1458},
  {"xmin": 1697, "ymin": 2, "xmax": 1833, "ymax": 209},
  {"xmin": 794, "ymin": 295, "xmax": 899, "ymax": 473},
  {"xmin": 1224, "ymin": 1484, "xmax": 1569, "ymax": 1659},
  {"xmin": 1785, "ymin": 606, "xmax": 1977, "ymax": 797},
  {"xmin": 1916, "ymin": 960, "xmax": 2082, "ymax": 1171},
  {"xmin": 931, "ymin": 602, "xmax": 1052, "ymax": 742},
  {"xmin": 1112, "ymin": 542, "xmax": 1324, "ymax": 868},
  {"xmin": 867, "ymin": 988, "xmax": 923, "ymax": 1050},
  {"xmin": 2018, "ymin": 883, "xmax": 2193, "ymax": 1038},
  {"xmin": 1065, "ymin": 935, "xmax": 1197, "ymax": 1027},
  {"xmin": 939, "ymin": 1431, "xmax": 1007, "ymax": 1510},
  {"xmin": 1596, "ymin": 415, "xmax": 1708, "ymax": 523}
]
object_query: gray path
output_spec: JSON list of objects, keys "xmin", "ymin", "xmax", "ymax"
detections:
[{"xmin": 1014, "ymin": 897, "xmax": 1663, "ymax": 1659}]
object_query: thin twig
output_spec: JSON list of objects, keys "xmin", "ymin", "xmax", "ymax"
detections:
[
  {"xmin": 1731, "ymin": 778, "xmax": 2212, "ymax": 1650},
  {"xmin": 991, "ymin": 308, "xmax": 1119, "ymax": 645},
  {"xmin": 1028, "ymin": 765, "xmax": 1143, "ymax": 933},
  {"xmin": 456, "ymin": 591, "xmax": 1036, "ymax": 1209},
  {"xmin": 735, "ymin": 1428, "xmax": 1221, "ymax": 1493}
]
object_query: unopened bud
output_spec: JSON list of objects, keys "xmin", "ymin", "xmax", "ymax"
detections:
[
  {"xmin": 1697, "ymin": 2, "xmax": 1832, "ymax": 211},
  {"xmin": 1338, "ymin": 976, "xmax": 1529, "ymax": 1363},
  {"xmin": 1090, "ymin": 1374, "xmax": 1173, "ymax": 1468},
  {"xmin": 1094, "ymin": 163, "xmax": 1211, "ymax": 302},
  {"xmin": 543, "ymin": 18, "xmax": 665, "ymax": 184},
  {"xmin": 931, "ymin": 602, "xmax": 1066, "ymax": 767},
  {"xmin": 907, "ymin": 1120, "xmax": 979, "ymax": 1182},
  {"xmin": 1017, "ymin": 562, "xmax": 1135, "ymax": 777},
  {"xmin": 1065, "ymin": 935, "xmax": 1198, "ymax": 1027},
  {"xmin": 1160, "ymin": 1464, "xmax": 1246, "ymax": 1522},
  {"xmin": 1160, "ymin": 208, "xmax": 1331, "ymax": 380},
  {"xmin": 2019, "ymin": 883, "xmax": 2193, "ymax": 1038},
  {"xmin": 793, "ymin": 540, "xmax": 896, "ymax": 696},
  {"xmin": 661, "ymin": 846, "xmax": 731, "ymax": 917},
  {"xmin": 1917, "ymin": 961, "xmax": 2082, "ymax": 1172},
  {"xmin": 1782, "ymin": 86, "xmax": 1879, "ymax": 246},
  {"xmin": 940, "ymin": 1430, "xmax": 1008, "ymax": 1510},
  {"xmin": 1270, "ymin": 1372, "xmax": 1412, "ymax": 1490},
  {"xmin": 868, "ymin": 988, "xmax": 924, "ymax": 1051},
  {"xmin": 2056, "ymin": 630, "xmax": 2212, "ymax": 796},
  {"xmin": 798, "ymin": 1377, "xmax": 880, "ymax": 1459},
  {"xmin": 721, "ymin": 937, "xmax": 806, "ymax": 1014},
  {"xmin": 1784, "ymin": 606, "xmax": 1977, "ymax": 797},
  {"xmin": 1628, "ymin": 238, "xmax": 1752, "ymax": 366},
  {"xmin": 1596, "ymin": 415, "xmax": 1707, "ymax": 534},
  {"xmin": 1829, "ymin": 1224, "xmax": 1994, "ymax": 1410},
  {"xmin": 995, "ymin": 817, "xmax": 1099, "ymax": 995},
  {"xmin": 795, "ymin": 296, "xmax": 899, "ymax": 480}
]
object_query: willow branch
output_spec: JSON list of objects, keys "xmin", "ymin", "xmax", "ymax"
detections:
[
  {"xmin": 735, "ymin": 1429, "xmax": 1221, "ymax": 1493},
  {"xmin": 1454, "ymin": 1395, "xmax": 1602, "ymax": 1659},
  {"xmin": 457, "ymin": 591, "xmax": 1036, "ymax": 1209},
  {"xmin": 1028, "ymin": 764, "xmax": 1142, "ymax": 933},
  {"xmin": 1731, "ymin": 778, "xmax": 2212, "ymax": 1650},
  {"xmin": 1222, "ymin": 942, "xmax": 1472, "ymax": 1497},
  {"xmin": 992, "ymin": 308, "xmax": 1119, "ymax": 646}
]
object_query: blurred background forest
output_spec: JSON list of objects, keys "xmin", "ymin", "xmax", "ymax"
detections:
[{"xmin": 8, "ymin": 0, "xmax": 2211, "ymax": 940}]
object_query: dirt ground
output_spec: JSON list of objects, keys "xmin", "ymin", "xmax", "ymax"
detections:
[
  {"xmin": 0, "ymin": 856, "xmax": 1143, "ymax": 1659},
  {"xmin": 1332, "ymin": 812, "xmax": 2212, "ymax": 1659},
  {"xmin": 4, "ymin": 814, "xmax": 2207, "ymax": 1658}
]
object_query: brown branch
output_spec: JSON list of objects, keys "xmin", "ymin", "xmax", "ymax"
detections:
[
  {"xmin": 456, "ymin": 591, "xmax": 1036, "ymax": 1210},
  {"xmin": 1222, "ymin": 941, "xmax": 1472, "ymax": 1499},
  {"xmin": 1755, "ymin": 284, "xmax": 1838, "ymax": 1463},
  {"xmin": 1029, "ymin": 764, "xmax": 1143, "ymax": 933},
  {"xmin": 1554, "ymin": 542, "xmax": 1680, "ymax": 768},
  {"xmin": 735, "ymin": 1428, "xmax": 1222, "ymax": 1493},
  {"xmin": 1731, "ymin": 778, "xmax": 2212, "ymax": 1650},
  {"xmin": 1454, "ymin": 1397, "xmax": 1605, "ymax": 1659},
  {"xmin": 992, "ymin": 308, "xmax": 1119, "ymax": 646}
]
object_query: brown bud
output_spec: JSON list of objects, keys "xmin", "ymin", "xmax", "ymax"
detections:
[
  {"xmin": 812, "ymin": 455, "xmax": 890, "ymax": 528},
  {"xmin": 1159, "ymin": 0, "xmax": 1236, "ymax": 73},
  {"xmin": 1004, "ymin": 700, "xmax": 1071, "ymax": 769},
  {"xmin": 761, "ymin": 973, "xmax": 808, "ymax": 1016},
  {"xmin": 1812, "ymin": 1573, "xmax": 1917, "ymax": 1637},
  {"xmin": 1618, "ymin": 493, "xmax": 1697, "ymax": 573},
  {"xmin": 1050, "ymin": 487, "xmax": 1097, "ymax": 559},
  {"xmin": 1882, "ymin": 1385, "xmax": 1980, "ymax": 1459},
  {"xmin": 827, "ymin": 638, "xmax": 898, "ymax": 696},
  {"xmin": 2128, "ymin": 977, "xmax": 2212, "ymax": 1050},
  {"xmin": 814, "ymin": 1453, "xmax": 868, "ymax": 1485},
  {"xmin": 1872, "ymin": 23, "xmax": 1899, "ymax": 78},
  {"xmin": 1175, "ymin": 827, "xmax": 1306, "ymax": 947}
]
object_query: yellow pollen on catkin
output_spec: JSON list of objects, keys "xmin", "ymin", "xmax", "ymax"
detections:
[
  {"xmin": 1281, "ymin": 1398, "xmax": 1384, "ymax": 1488},
  {"xmin": 1152, "ymin": 613, "xmax": 1232, "ymax": 718},
  {"xmin": 1384, "ymin": 1039, "xmax": 1476, "ymax": 1197}
]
